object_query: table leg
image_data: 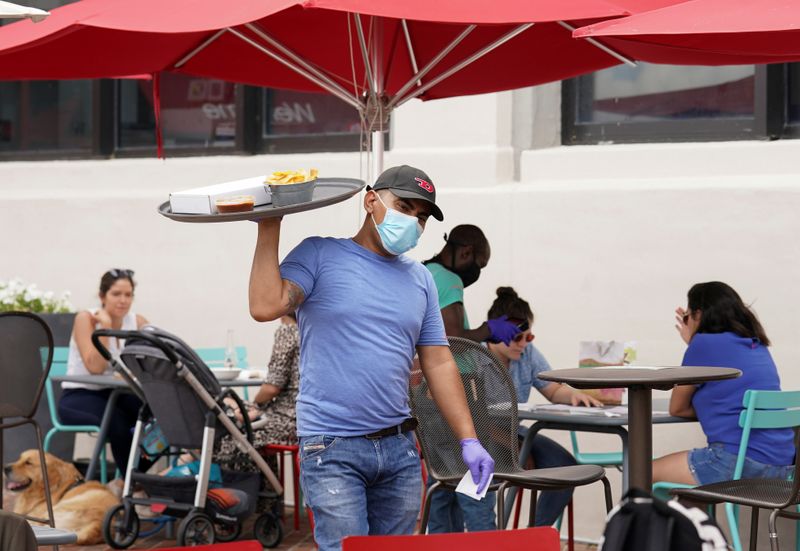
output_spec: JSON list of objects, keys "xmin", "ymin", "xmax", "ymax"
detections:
[
  {"xmin": 87, "ymin": 389, "xmax": 120, "ymax": 481},
  {"xmin": 620, "ymin": 430, "xmax": 630, "ymax": 493},
  {"xmin": 1, "ymin": 416, "xmax": 4, "ymax": 508},
  {"xmin": 627, "ymin": 386, "xmax": 652, "ymax": 490}
]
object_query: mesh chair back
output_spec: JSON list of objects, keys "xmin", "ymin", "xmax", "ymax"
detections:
[
  {"xmin": 0, "ymin": 312, "xmax": 53, "ymax": 418},
  {"xmin": 119, "ymin": 326, "xmax": 222, "ymax": 449},
  {"xmin": 409, "ymin": 337, "xmax": 520, "ymax": 482}
]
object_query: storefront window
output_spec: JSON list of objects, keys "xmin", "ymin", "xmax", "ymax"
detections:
[
  {"xmin": 263, "ymin": 89, "xmax": 361, "ymax": 138},
  {"xmin": 0, "ymin": 80, "xmax": 92, "ymax": 153},
  {"xmin": 787, "ymin": 64, "xmax": 800, "ymax": 124},
  {"xmin": 576, "ymin": 63, "xmax": 755, "ymax": 124},
  {"xmin": 118, "ymin": 74, "xmax": 236, "ymax": 150}
]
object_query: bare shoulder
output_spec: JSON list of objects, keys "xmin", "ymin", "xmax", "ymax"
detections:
[
  {"xmin": 135, "ymin": 314, "xmax": 149, "ymax": 328},
  {"xmin": 75, "ymin": 310, "xmax": 94, "ymax": 322},
  {"xmin": 73, "ymin": 310, "xmax": 95, "ymax": 329}
]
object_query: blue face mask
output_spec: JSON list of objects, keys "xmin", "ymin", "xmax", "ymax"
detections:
[{"xmin": 372, "ymin": 193, "xmax": 423, "ymax": 256}]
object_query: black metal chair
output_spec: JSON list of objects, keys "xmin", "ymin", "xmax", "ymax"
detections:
[
  {"xmin": 671, "ymin": 390, "xmax": 800, "ymax": 551},
  {"xmin": 0, "ymin": 312, "xmax": 56, "ymax": 528},
  {"xmin": 409, "ymin": 337, "xmax": 612, "ymax": 530}
]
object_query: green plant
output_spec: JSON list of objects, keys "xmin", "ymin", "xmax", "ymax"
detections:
[{"xmin": 0, "ymin": 278, "xmax": 74, "ymax": 313}]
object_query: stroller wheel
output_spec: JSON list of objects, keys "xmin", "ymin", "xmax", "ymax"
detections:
[
  {"xmin": 214, "ymin": 520, "xmax": 242, "ymax": 542},
  {"xmin": 177, "ymin": 512, "xmax": 216, "ymax": 546},
  {"xmin": 254, "ymin": 513, "xmax": 283, "ymax": 548},
  {"xmin": 103, "ymin": 504, "xmax": 140, "ymax": 549}
]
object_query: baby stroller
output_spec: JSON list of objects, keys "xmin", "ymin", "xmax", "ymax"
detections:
[{"xmin": 91, "ymin": 325, "xmax": 284, "ymax": 548}]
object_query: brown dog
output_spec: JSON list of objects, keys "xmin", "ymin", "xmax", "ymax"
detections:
[{"xmin": 4, "ymin": 450, "xmax": 120, "ymax": 545}]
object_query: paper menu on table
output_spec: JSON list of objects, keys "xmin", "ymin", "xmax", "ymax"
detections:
[
  {"xmin": 526, "ymin": 404, "xmax": 623, "ymax": 417},
  {"xmin": 590, "ymin": 365, "xmax": 673, "ymax": 370},
  {"xmin": 455, "ymin": 471, "xmax": 493, "ymax": 501},
  {"xmin": 602, "ymin": 405, "xmax": 671, "ymax": 417}
]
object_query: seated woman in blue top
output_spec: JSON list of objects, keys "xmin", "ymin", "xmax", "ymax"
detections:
[
  {"xmin": 486, "ymin": 287, "xmax": 602, "ymax": 526},
  {"xmin": 653, "ymin": 281, "xmax": 794, "ymax": 486}
]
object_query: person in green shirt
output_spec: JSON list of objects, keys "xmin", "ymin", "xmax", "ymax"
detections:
[
  {"xmin": 423, "ymin": 224, "xmax": 520, "ymax": 533},
  {"xmin": 424, "ymin": 224, "xmax": 518, "ymax": 343}
]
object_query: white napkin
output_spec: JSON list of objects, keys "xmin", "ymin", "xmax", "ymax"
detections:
[{"xmin": 455, "ymin": 471, "xmax": 494, "ymax": 501}]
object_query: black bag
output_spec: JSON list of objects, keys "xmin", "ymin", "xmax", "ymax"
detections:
[{"xmin": 599, "ymin": 489, "xmax": 728, "ymax": 551}]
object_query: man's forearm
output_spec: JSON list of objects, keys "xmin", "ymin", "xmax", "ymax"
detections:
[
  {"xmin": 456, "ymin": 322, "xmax": 490, "ymax": 343},
  {"xmin": 249, "ymin": 220, "xmax": 285, "ymax": 321},
  {"xmin": 423, "ymin": 361, "xmax": 477, "ymax": 441}
]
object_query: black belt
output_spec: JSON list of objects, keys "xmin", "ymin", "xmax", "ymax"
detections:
[{"xmin": 364, "ymin": 418, "xmax": 418, "ymax": 439}]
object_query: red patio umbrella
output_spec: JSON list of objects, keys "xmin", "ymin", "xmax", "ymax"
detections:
[
  {"xmin": 0, "ymin": 0, "xmax": 679, "ymax": 166},
  {"xmin": 573, "ymin": 0, "xmax": 800, "ymax": 65}
]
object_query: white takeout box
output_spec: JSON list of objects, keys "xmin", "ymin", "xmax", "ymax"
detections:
[{"xmin": 169, "ymin": 175, "xmax": 272, "ymax": 214}]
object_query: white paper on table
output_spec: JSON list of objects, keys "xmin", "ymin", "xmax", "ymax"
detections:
[
  {"xmin": 605, "ymin": 405, "xmax": 672, "ymax": 417},
  {"xmin": 528, "ymin": 403, "xmax": 622, "ymax": 417},
  {"xmin": 590, "ymin": 366, "xmax": 673, "ymax": 370},
  {"xmin": 455, "ymin": 471, "xmax": 494, "ymax": 501}
]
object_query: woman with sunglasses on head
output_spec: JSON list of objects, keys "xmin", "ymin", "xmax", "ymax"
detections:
[
  {"xmin": 486, "ymin": 287, "xmax": 602, "ymax": 526},
  {"xmin": 652, "ymin": 281, "xmax": 794, "ymax": 486},
  {"xmin": 58, "ymin": 269, "xmax": 149, "ymax": 480}
]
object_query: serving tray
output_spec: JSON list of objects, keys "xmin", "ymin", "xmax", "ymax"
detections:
[{"xmin": 158, "ymin": 177, "xmax": 365, "ymax": 223}]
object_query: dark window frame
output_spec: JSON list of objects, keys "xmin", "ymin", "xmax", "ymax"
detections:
[
  {"xmin": 0, "ymin": 79, "xmax": 377, "ymax": 161},
  {"xmin": 562, "ymin": 64, "xmax": 797, "ymax": 145}
]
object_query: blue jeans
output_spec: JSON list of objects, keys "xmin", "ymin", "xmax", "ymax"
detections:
[
  {"xmin": 527, "ymin": 433, "xmax": 576, "ymax": 526},
  {"xmin": 299, "ymin": 432, "xmax": 421, "ymax": 551},
  {"xmin": 426, "ymin": 483, "xmax": 497, "ymax": 533},
  {"xmin": 688, "ymin": 443, "xmax": 794, "ymax": 485},
  {"xmin": 426, "ymin": 433, "xmax": 575, "ymax": 530},
  {"xmin": 58, "ymin": 388, "xmax": 143, "ymax": 476}
]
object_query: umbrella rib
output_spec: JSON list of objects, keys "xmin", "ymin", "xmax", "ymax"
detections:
[
  {"xmin": 391, "ymin": 23, "xmax": 530, "ymax": 109},
  {"xmin": 400, "ymin": 19, "xmax": 422, "ymax": 88},
  {"xmin": 353, "ymin": 13, "xmax": 378, "ymax": 96},
  {"xmin": 387, "ymin": 24, "xmax": 476, "ymax": 110},
  {"xmin": 173, "ymin": 29, "xmax": 226, "ymax": 68},
  {"xmin": 557, "ymin": 21, "xmax": 636, "ymax": 67},
  {"xmin": 225, "ymin": 27, "xmax": 362, "ymax": 111},
  {"xmin": 245, "ymin": 23, "xmax": 360, "ymax": 106}
]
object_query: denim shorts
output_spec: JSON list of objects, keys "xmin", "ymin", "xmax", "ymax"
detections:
[{"xmin": 688, "ymin": 443, "xmax": 793, "ymax": 485}]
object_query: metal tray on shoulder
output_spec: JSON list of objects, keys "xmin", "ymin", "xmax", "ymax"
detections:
[{"xmin": 158, "ymin": 177, "xmax": 365, "ymax": 223}]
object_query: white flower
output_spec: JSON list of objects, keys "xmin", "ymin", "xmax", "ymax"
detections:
[{"xmin": 0, "ymin": 278, "xmax": 74, "ymax": 313}]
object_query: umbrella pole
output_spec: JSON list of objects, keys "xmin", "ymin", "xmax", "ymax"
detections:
[
  {"xmin": 372, "ymin": 129, "xmax": 384, "ymax": 178},
  {"xmin": 371, "ymin": 17, "xmax": 384, "ymax": 178}
]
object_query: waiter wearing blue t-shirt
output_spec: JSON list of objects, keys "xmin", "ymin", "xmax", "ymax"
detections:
[{"xmin": 248, "ymin": 165, "xmax": 495, "ymax": 551}]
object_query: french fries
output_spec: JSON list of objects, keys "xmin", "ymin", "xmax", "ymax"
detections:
[{"xmin": 266, "ymin": 168, "xmax": 319, "ymax": 185}]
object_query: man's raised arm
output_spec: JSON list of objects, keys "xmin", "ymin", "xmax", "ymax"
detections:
[{"xmin": 249, "ymin": 218, "xmax": 304, "ymax": 321}]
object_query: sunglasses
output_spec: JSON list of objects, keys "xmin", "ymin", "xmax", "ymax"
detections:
[
  {"xmin": 512, "ymin": 332, "xmax": 535, "ymax": 344},
  {"xmin": 108, "ymin": 268, "xmax": 135, "ymax": 279}
]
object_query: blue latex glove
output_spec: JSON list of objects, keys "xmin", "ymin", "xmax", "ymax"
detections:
[
  {"xmin": 487, "ymin": 315, "xmax": 521, "ymax": 345},
  {"xmin": 460, "ymin": 438, "xmax": 495, "ymax": 494}
]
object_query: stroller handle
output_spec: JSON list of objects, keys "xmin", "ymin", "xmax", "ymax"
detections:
[{"xmin": 92, "ymin": 328, "xmax": 180, "ymax": 364}]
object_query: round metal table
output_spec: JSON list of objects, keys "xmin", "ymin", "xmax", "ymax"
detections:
[{"xmin": 537, "ymin": 366, "xmax": 741, "ymax": 490}]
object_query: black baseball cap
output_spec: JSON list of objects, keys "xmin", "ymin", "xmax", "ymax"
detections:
[{"xmin": 367, "ymin": 165, "xmax": 444, "ymax": 221}]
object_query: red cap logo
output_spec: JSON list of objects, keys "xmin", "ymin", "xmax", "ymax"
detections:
[{"xmin": 415, "ymin": 177, "xmax": 434, "ymax": 194}]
